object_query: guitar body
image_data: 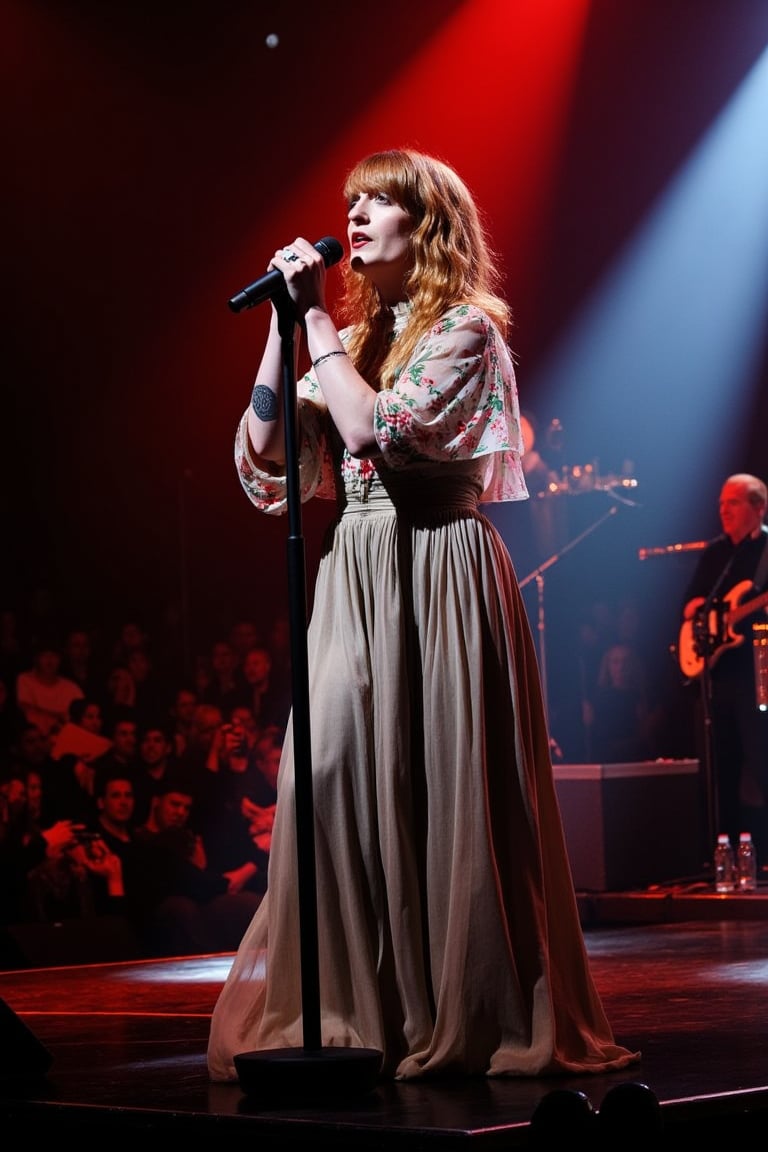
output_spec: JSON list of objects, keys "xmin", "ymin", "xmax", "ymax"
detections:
[{"xmin": 678, "ymin": 580, "xmax": 768, "ymax": 680}]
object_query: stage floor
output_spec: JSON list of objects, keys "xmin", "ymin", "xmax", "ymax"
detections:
[{"xmin": 3, "ymin": 898, "xmax": 768, "ymax": 1145}]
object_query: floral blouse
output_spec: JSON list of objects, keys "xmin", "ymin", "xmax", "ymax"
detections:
[{"xmin": 235, "ymin": 302, "xmax": 529, "ymax": 515}]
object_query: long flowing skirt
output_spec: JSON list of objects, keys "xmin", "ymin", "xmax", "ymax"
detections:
[{"xmin": 207, "ymin": 473, "xmax": 639, "ymax": 1080}]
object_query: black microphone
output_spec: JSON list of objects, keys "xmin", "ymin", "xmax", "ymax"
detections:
[{"xmin": 227, "ymin": 236, "xmax": 344, "ymax": 313}]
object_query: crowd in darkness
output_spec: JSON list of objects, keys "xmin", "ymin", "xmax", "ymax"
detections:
[
  {"xmin": 0, "ymin": 597, "xmax": 293, "ymax": 965},
  {"xmin": 0, "ymin": 579, "xmax": 697, "ymax": 968}
]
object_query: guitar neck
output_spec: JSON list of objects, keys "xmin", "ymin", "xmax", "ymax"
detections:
[{"xmin": 729, "ymin": 587, "xmax": 768, "ymax": 627}]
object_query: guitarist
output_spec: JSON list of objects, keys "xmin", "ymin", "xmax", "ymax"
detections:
[{"xmin": 681, "ymin": 473, "xmax": 768, "ymax": 861}]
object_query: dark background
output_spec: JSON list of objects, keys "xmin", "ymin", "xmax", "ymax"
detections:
[{"xmin": 3, "ymin": 0, "xmax": 767, "ymax": 736}]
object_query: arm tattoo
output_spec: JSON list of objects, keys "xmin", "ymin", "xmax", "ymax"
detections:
[{"xmin": 251, "ymin": 384, "xmax": 279, "ymax": 422}]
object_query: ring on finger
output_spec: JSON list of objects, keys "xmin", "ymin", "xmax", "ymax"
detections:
[{"xmin": 282, "ymin": 247, "xmax": 300, "ymax": 263}]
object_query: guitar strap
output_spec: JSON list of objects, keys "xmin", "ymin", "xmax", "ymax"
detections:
[{"xmin": 752, "ymin": 527, "xmax": 768, "ymax": 592}]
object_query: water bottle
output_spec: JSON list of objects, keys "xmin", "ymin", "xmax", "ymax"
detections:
[
  {"xmin": 714, "ymin": 833, "xmax": 735, "ymax": 893},
  {"xmin": 737, "ymin": 831, "xmax": 758, "ymax": 892}
]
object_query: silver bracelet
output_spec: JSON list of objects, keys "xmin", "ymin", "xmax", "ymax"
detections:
[{"xmin": 312, "ymin": 349, "xmax": 347, "ymax": 370}]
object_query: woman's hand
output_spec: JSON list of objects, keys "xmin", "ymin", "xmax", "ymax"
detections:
[{"xmin": 270, "ymin": 238, "xmax": 328, "ymax": 318}]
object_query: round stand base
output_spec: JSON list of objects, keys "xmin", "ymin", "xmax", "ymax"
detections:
[{"xmin": 234, "ymin": 1046, "xmax": 383, "ymax": 1102}]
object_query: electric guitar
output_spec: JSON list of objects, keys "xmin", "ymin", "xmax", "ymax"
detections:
[{"xmin": 678, "ymin": 580, "xmax": 768, "ymax": 679}]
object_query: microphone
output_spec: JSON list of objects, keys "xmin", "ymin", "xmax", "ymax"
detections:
[
  {"xmin": 638, "ymin": 540, "xmax": 708, "ymax": 561},
  {"xmin": 227, "ymin": 236, "xmax": 344, "ymax": 313}
]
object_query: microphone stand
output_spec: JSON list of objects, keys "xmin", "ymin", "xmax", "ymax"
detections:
[
  {"xmin": 690, "ymin": 548, "xmax": 737, "ymax": 859},
  {"xmin": 519, "ymin": 503, "xmax": 620, "ymax": 747},
  {"xmin": 697, "ymin": 647, "xmax": 717, "ymax": 860},
  {"xmin": 233, "ymin": 291, "xmax": 382, "ymax": 1100}
]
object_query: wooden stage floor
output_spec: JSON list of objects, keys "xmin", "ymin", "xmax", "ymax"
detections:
[{"xmin": 2, "ymin": 893, "xmax": 768, "ymax": 1146}]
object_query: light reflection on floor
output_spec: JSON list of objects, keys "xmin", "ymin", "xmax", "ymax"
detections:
[{"xmin": 107, "ymin": 953, "xmax": 271, "ymax": 985}]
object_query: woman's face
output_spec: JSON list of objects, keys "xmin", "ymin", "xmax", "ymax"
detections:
[{"xmin": 347, "ymin": 190, "xmax": 413, "ymax": 299}]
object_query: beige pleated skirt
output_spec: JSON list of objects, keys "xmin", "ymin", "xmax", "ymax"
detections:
[{"xmin": 207, "ymin": 465, "xmax": 639, "ymax": 1081}]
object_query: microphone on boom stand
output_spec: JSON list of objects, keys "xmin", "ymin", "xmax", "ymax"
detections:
[{"xmin": 638, "ymin": 540, "xmax": 708, "ymax": 561}]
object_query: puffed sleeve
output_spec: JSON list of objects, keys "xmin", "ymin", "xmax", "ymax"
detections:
[
  {"xmin": 234, "ymin": 375, "xmax": 338, "ymax": 515},
  {"xmin": 373, "ymin": 305, "xmax": 528, "ymax": 503}
]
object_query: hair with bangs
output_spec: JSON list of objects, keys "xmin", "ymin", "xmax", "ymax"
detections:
[{"xmin": 338, "ymin": 149, "xmax": 512, "ymax": 390}]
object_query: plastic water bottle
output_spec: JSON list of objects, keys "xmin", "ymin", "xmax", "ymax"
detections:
[
  {"xmin": 714, "ymin": 833, "xmax": 735, "ymax": 893},
  {"xmin": 737, "ymin": 832, "xmax": 758, "ymax": 892}
]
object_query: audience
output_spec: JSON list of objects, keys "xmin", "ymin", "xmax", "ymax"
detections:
[
  {"xmin": 92, "ymin": 768, "xmax": 136, "ymax": 859},
  {"xmin": 582, "ymin": 642, "xmax": 653, "ymax": 763},
  {"xmin": 60, "ymin": 626, "xmax": 104, "ymax": 699},
  {"xmin": 0, "ymin": 764, "xmax": 91, "ymax": 924},
  {"xmin": 227, "ymin": 619, "xmax": 263, "ymax": 671},
  {"xmin": 91, "ymin": 709, "xmax": 140, "ymax": 787},
  {"xmin": 7, "ymin": 722, "xmax": 60, "ymax": 820},
  {"xmin": 0, "ymin": 607, "xmax": 26, "ymax": 692},
  {"xmin": 125, "ymin": 645, "xmax": 169, "ymax": 727},
  {"xmin": 46, "ymin": 697, "xmax": 112, "ymax": 824},
  {"xmin": 195, "ymin": 711, "xmax": 275, "ymax": 900},
  {"xmin": 168, "ymin": 684, "xmax": 199, "ymax": 759},
  {"xmin": 131, "ymin": 719, "xmax": 178, "ymax": 827},
  {"xmin": 239, "ymin": 643, "xmax": 284, "ymax": 730},
  {"xmin": 200, "ymin": 640, "xmax": 247, "ymax": 716},
  {"xmin": 263, "ymin": 613, "xmax": 292, "ymax": 732},
  {"xmin": 0, "ymin": 676, "xmax": 25, "ymax": 760},
  {"xmin": 22, "ymin": 590, "xmax": 715, "ymax": 966},
  {"xmin": 110, "ymin": 620, "xmax": 150, "ymax": 669},
  {"xmin": 125, "ymin": 771, "xmax": 262, "ymax": 956},
  {"xmin": 15, "ymin": 639, "xmax": 84, "ymax": 738}
]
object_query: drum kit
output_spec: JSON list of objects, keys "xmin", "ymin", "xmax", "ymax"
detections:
[
  {"xmin": 520, "ymin": 413, "xmax": 639, "ymax": 502},
  {"xmin": 539, "ymin": 463, "xmax": 639, "ymax": 499}
]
